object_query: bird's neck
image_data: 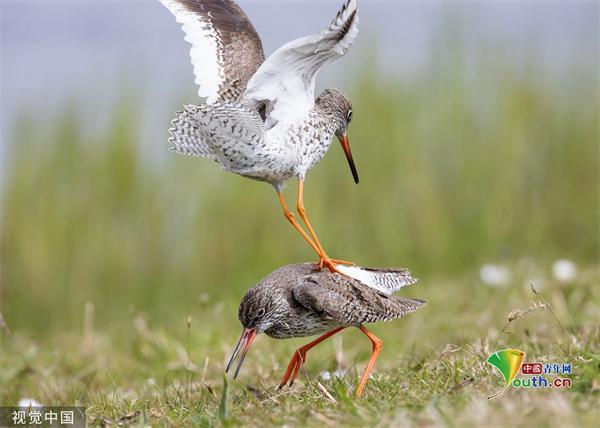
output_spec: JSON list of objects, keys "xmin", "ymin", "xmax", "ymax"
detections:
[{"xmin": 312, "ymin": 105, "xmax": 339, "ymax": 135}]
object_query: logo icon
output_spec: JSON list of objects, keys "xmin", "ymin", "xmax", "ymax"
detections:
[{"xmin": 486, "ymin": 348, "xmax": 525, "ymax": 399}]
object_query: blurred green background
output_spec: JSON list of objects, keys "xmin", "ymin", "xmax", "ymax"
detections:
[
  {"xmin": 1, "ymin": 1, "xmax": 598, "ymax": 338},
  {"xmin": 2, "ymin": 44, "xmax": 598, "ymax": 336}
]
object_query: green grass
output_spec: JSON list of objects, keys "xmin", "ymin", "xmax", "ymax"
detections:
[
  {"xmin": 1, "ymin": 267, "xmax": 598, "ymax": 426},
  {"xmin": 1, "ymin": 35, "xmax": 599, "ymax": 426}
]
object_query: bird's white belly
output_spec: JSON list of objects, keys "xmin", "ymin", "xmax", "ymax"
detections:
[
  {"xmin": 232, "ymin": 143, "xmax": 298, "ymax": 183},
  {"xmin": 267, "ymin": 119, "xmax": 334, "ymax": 179},
  {"xmin": 213, "ymin": 116, "xmax": 333, "ymax": 185},
  {"xmin": 215, "ymin": 129, "xmax": 298, "ymax": 184}
]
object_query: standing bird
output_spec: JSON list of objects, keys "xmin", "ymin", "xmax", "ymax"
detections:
[
  {"xmin": 159, "ymin": 0, "xmax": 360, "ymax": 273},
  {"xmin": 226, "ymin": 263, "xmax": 425, "ymax": 397}
]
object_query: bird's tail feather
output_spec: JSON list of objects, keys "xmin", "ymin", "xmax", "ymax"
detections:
[{"xmin": 168, "ymin": 105, "xmax": 214, "ymax": 158}]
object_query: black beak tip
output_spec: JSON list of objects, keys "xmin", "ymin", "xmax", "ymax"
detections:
[{"xmin": 350, "ymin": 166, "xmax": 359, "ymax": 184}]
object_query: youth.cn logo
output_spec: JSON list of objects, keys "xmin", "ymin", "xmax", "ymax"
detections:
[
  {"xmin": 487, "ymin": 349, "xmax": 573, "ymax": 399},
  {"xmin": 486, "ymin": 348, "xmax": 525, "ymax": 399}
]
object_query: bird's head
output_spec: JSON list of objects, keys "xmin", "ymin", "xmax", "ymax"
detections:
[
  {"xmin": 316, "ymin": 88, "xmax": 359, "ymax": 184},
  {"xmin": 238, "ymin": 286, "xmax": 282, "ymax": 333},
  {"xmin": 226, "ymin": 284, "xmax": 284, "ymax": 378}
]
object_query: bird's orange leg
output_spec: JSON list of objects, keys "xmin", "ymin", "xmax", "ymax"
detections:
[
  {"xmin": 296, "ymin": 180, "xmax": 355, "ymax": 273},
  {"xmin": 279, "ymin": 327, "xmax": 346, "ymax": 388},
  {"xmin": 277, "ymin": 191, "xmax": 321, "ymax": 256},
  {"xmin": 356, "ymin": 325, "xmax": 383, "ymax": 398}
]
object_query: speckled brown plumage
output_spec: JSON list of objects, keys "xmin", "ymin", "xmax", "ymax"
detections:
[
  {"xmin": 238, "ymin": 263, "xmax": 424, "ymax": 338},
  {"xmin": 168, "ymin": 0, "xmax": 265, "ymax": 101},
  {"xmin": 227, "ymin": 263, "xmax": 425, "ymax": 397}
]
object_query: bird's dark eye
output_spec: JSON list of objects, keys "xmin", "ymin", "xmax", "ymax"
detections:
[
  {"xmin": 257, "ymin": 308, "xmax": 266, "ymax": 318},
  {"xmin": 346, "ymin": 109, "xmax": 353, "ymax": 122}
]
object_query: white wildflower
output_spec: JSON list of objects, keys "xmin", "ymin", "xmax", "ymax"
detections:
[
  {"xmin": 320, "ymin": 369, "xmax": 344, "ymax": 381},
  {"xmin": 18, "ymin": 398, "xmax": 42, "ymax": 408},
  {"xmin": 320, "ymin": 371, "xmax": 332, "ymax": 381},
  {"xmin": 480, "ymin": 264, "xmax": 511, "ymax": 287},
  {"xmin": 552, "ymin": 259, "xmax": 577, "ymax": 283}
]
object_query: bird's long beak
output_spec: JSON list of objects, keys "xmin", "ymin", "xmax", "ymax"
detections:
[
  {"xmin": 338, "ymin": 132, "xmax": 359, "ymax": 184},
  {"xmin": 226, "ymin": 327, "xmax": 257, "ymax": 379}
]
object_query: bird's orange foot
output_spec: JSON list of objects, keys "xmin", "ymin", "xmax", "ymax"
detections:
[
  {"xmin": 279, "ymin": 350, "xmax": 307, "ymax": 388},
  {"xmin": 317, "ymin": 257, "xmax": 355, "ymax": 274},
  {"xmin": 328, "ymin": 258, "xmax": 355, "ymax": 266}
]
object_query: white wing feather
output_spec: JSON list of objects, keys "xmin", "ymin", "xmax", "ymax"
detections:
[
  {"xmin": 335, "ymin": 265, "xmax": 417, "ymax": 295},
  {"xmin": 243, "ymin": 0, "xmax": 359, "ymax": 127},
  {"xmin": 160, "ymin": 0, "xmax": 223, "ymax": 103}
]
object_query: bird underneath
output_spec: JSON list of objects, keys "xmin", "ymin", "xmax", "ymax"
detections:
[
  {"xmin": 159, "ymin": 0, "xmax": 361, "ymax": 274},
  {"xmin": 226, "ymin": 263, "xmax": 425, "ymax": 397}
]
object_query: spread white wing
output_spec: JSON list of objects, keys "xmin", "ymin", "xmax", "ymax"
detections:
[
  {"xmin": 242, "ymin": 0, "xmax": 359, "ymax": 127},
  {"xmin": 160, "ymin": 0, "xmax": 265, "ymax": 103}
]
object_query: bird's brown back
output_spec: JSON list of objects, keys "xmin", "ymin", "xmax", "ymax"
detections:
[
  {"xmin": 292, "ymin": 267, "xmax": 425, "ymax": 326},
  {"xmin": 239, "ymin": 263, "xmax": 425, "ymax": 340}
]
